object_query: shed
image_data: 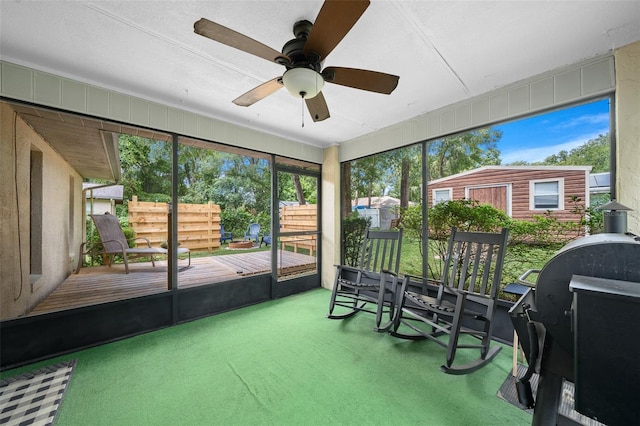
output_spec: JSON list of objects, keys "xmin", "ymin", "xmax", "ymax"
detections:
[
  {"xmin": 84, "ymin": 183, "xmax": 124, "ymax": 215},
  {"xmin": 428, "ymin": 166, "xmax": 592, "ymax": 222},
  {"xmin": 352, "ymin": 196, "xmax": 403, "ymax": 230}
]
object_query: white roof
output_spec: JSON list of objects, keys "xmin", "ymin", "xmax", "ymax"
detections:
[{"xmin": 429, "ymin": 165, "xmax": 593, "ymax": 185}]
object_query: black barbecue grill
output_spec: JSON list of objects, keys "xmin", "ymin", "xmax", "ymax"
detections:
[{"xmin": 510, "ymin": 232, "xmax": 640, "ymax": 425}]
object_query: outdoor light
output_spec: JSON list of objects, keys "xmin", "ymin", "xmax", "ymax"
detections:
[{"xmin": 282, "ymin": 67, "xmax": 324, "ymax": 99}]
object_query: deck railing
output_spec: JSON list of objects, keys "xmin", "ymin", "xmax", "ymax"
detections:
[{"xmin": 280, "ymin": 204, "xmax": 318, "ymax": 255}]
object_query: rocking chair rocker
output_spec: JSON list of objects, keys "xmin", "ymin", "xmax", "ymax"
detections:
[
  {"xmin": 328, "ymin": 228, "xmax": 403, "ymax": 332},
  {"xmin": 391, "ymin": 227, "xmax": 509, "ymax": 374}
]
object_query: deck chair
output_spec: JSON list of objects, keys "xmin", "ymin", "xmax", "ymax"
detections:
[
  {"xmin": 328, "ymin": 228, "xmax": 403, "ymax": 332},
  {"xmin": 76, "ymin": 213, "xmax": 190, "ymax": 274},
  {"xmin": 243, "ymin": 223, "xmax": 261, "ymax": 242},
  {"xmin": 391, "ymin": 227, "xmax": 509, "ymax": 374},
  {"xmin": 220, "ymin": 224, "xmax": 233, "ymax": 243}
]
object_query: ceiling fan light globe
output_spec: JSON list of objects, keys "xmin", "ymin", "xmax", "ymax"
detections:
[{"xmin": 282, "ymin": 68, "xmax": 324, "ymax": 99}]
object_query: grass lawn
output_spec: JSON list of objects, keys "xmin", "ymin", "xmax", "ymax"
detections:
[{"xmin": 398, "ymin": 237, "xmax": 557, "ymax": 301}]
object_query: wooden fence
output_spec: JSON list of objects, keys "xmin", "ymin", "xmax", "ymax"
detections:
[
  {"xmin": 280, "ymin": 204, "xmax": 318, "ymax": 256},
  {"xmin": 128, "ymin": 196, "xmax": 221, "ymax": 253},
  {"xmin": 127, "ymin": 198, "xmax": 318, "ymax": 254}
]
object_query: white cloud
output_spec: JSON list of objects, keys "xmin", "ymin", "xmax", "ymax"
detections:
[
  {"xmin": 502, "ymin": 131, "xmax": 603, "ymax": 164},
  {"xmin": 552, "ymin": 112, "xmax": 609, "ymax": 130}
]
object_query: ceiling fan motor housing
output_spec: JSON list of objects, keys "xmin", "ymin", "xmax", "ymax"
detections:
[
  {"xmin": 280, "ymin": 19, "xmax": 324, "ymax": 99},
  {"xmin": 282, "ymin": 20, "xmax": 321, "ymax": 71},
  {"xmin": 293, "ymin": 20, "xmax": 313, "ymax": 39}
]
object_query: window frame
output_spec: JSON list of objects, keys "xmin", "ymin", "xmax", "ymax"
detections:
[
  {"xmin": 529, "ymin": 178, "xmax": 564, "ymax": 210},
  {"xmin": 432, "ymin": 188, "xmax": 453, "ymax": 205}
]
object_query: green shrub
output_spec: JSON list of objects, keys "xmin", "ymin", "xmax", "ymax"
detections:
[
  {"xmin": 399, "ymin": 204, "xmax": 423, "ymax": 242},
  {"xmin": 509, "ymin": 212, "xmax": 582, "ymax": 246},
  {"xmin": 569, "ymin": 195, "xmax": 605, "ymax": 234},
  {"xmin": 220, "ymin": 207, "xmax": 254, "ymax": 239},
  {"xmin": 367, "ymin": 197, "xmax": 604, "ymax": 300},
  {"xmin": 219, "ymin": 207, "xmax": 271, "ymax": 242},
  {"xmin": 342, "ymin": 212, "xmax": 371, "ymax": 267},
  {"xmin": 428, "ymin": 199, "xmax": 510, "ymax": 238}
]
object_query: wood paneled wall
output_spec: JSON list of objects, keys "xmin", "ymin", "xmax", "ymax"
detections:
[{"xmin": 128, "ymin": 196, "xmax": 221, "ymax": 252}]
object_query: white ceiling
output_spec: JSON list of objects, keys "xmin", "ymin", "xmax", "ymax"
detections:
[{"xmin": 1, "ymin": 1, "xmax": 639, "ymax": 149}]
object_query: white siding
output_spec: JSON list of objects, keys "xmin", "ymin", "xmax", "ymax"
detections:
[
  {"xmin": 339, "ymin": 54, "xmax": 615, "ymax": 162},
  {"xmin": 0, "ymin": 61, "xmax": 323, "ymax": 164}
]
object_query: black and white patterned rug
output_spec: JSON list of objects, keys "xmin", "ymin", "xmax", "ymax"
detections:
[
  {"xmin": 0, "ymin": 359, "xmax": 77, "ymax": 426},
  {"xmin": 497, "ymin": 364, "xmax": 603, "ymax": 426}
]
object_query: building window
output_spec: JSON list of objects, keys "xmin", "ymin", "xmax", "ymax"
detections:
[
  {"xmin": 530, "ymin": 178, "xmax": 564, "ymax": 210},
  {"xmin": 433, "ymin": 188, "xmax": 452, "ymax": 205}
]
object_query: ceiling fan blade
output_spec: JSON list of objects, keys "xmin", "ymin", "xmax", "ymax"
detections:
[
  {"xmin": 233, "ymin": 78, "xmax": 283, "ymax": 106},
  {"xmin": 305, "ymin": 92, "xmax": 330, "ymax": 122},
  {"xmin": 194, "ymin": 18, "xmax": 288, "ymax": 64},
  {"xmin": 304, "ymin": 0, "xmax": 370, "ymax": 60},
  {"xmin": 323, "ymin": 67, "xmax": 399, "ymax": 94}
]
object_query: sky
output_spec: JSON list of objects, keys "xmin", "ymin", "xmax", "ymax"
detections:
[{"xmin": 494, "ymin": 98, "xmax": 610, "ymax": 165}]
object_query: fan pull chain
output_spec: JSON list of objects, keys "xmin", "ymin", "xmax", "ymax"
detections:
[{"xmin": 300, "ymin": 91, "xmax": 306, "ymax": 128}]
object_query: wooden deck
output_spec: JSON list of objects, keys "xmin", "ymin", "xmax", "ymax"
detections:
[{"xmin": 28, "ymin": 250, "xmax": 316, "ymax": 317}]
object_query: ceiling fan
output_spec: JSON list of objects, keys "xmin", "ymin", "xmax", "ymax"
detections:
[{"xmin": 194, "ymin": 0, "xmax": 399, "ymax": 123}]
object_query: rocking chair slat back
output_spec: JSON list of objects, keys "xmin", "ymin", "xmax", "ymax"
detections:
[
  {"xmin": 391, "ymin": 226, "xmax": 509, "ymax": 374},
  {"xmin": 444, "ymin": 231, "xmax": 505, "ymax": 298},
  {"xmin": 328, "ymin": 227, "xmax": 404, "ymax": 332},
  {"xmin": 360, "ymin": 229, "xmax": 402, "ymax": 274}
]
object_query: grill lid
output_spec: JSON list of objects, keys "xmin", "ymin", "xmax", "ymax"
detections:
[{"xmin": 534, "ymin": 233, "xmax": 640, "ymax": 355}]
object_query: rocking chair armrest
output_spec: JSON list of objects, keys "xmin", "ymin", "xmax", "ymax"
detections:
[
  {"xmin": 446, "ymin": 287, "xmax": 493, "ymax": 305},
  {"xmin": 334, "ymin": 264, "xmax": 361, "ymax": 274},
  {"xmin": 360, "ymin": 270, "xmax": 386, "ymax": 281},
  {"xmin": 397, "ymin": 274, "xmax": 412, "ymax": 293},
  {"xmin": 404, "ymin": 273, "xmax": 422, "ymax": 280},
  {"xmin": 403, "ymin": 274, "xmax": 443, "ymax": 287},
  {"xmin": 446, "ymin": 287, "xmax": 470, "ymax": 297}
]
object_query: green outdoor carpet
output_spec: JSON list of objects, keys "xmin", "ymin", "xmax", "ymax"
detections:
[{"xmin": 1, "ymin": 288, "xmax": 531, "ymax": 425}]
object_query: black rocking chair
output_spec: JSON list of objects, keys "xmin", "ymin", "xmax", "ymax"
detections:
[
  {"xmin": 391, "ymin": 227, "xmax": 509, "ymax": 374},
  {"xmin": 328, "ymin": 228, "xmax": 403, "ymax": 332}
]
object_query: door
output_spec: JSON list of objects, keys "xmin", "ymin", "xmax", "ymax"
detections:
[
  {"xmin": 272, "ymin": 158, "xmax": 321, "ymax": 296},
  {"xmin": 467, "ymin": 185, "xmax": 510, "ymax": 215}
]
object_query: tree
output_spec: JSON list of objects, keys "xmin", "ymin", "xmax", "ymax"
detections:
[
  {"xmin": 118, "ymin": 135, "xmax": 172, "ymax": 202},
  {"xmin": 506, "ymin": 133, "xmax": 610, "ymax": 173},
  {"xmin": 292, "ymin": 174, "xmax": 306, "ymax": 205},
  {"xmin": 538, "ymin": 133, "xmax": 610, "ymax": 172},
  {"xmin": 384, "ymin": 144, "xmax": 422, "ymax": 212},
  {"xmin": 178, "ymin": 145, "xmax": 225, "ymax": 203},
  {"xmin": 350, "ymin": 155, "xmax": 388, "ymax": 206},
  {"xmin": 400, "ymin": 156, "xmax": 410, "ymax": 209},
  {"xmin": 217, "ymin": 154, "xmax": 271, "ymax": 213},
  {"xmin": 428, "ymin": 128, "xmax": 502, "ymax": 180},
  {"xmin": 341, "ymin": 162, "xmax": 352, "ymax": 218}
]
